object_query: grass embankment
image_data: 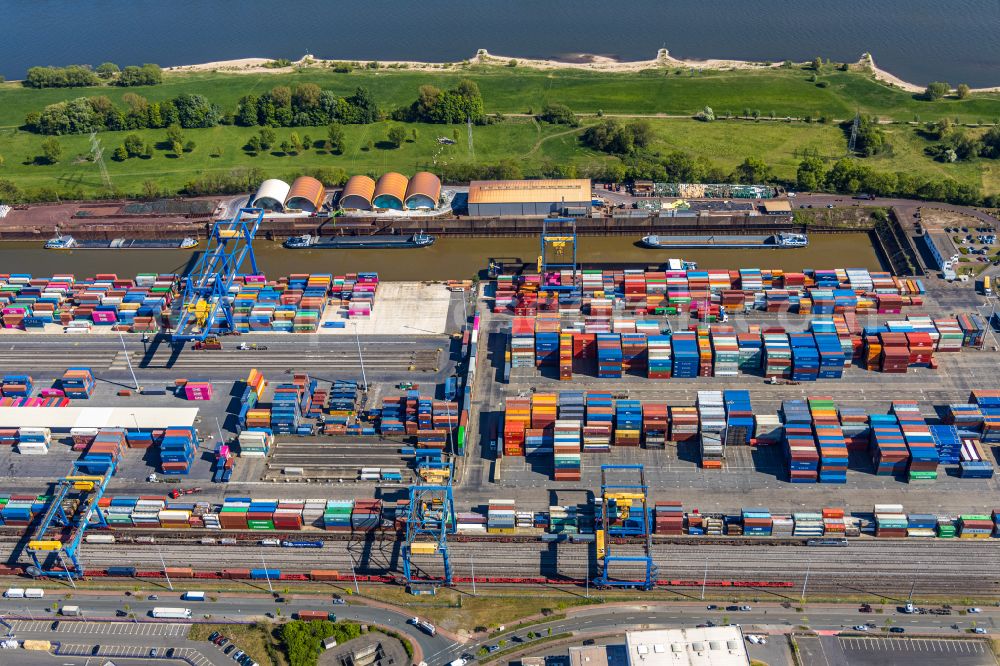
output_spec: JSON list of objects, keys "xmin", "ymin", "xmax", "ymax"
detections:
[
  {"xmin": 1, "ymin": 65, "xmax": 1000, "ymax": 199},
  {"xmin": 353, "ymin": 584, "xmax": 593, "ymax": 633}
]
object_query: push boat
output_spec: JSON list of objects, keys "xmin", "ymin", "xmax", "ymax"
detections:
[
  {"xmin": 283, "ymin": 232, "xmax": 435, "ymax": 249},
  {"xmin": 45, "ymin": 235, "xmax": 198, "ymax": 250}
]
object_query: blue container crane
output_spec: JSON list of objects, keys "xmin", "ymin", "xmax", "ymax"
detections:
[
  {"xmin": 594, "ymin": 464, "xmax": 657, "ymax": 590},
  {"xmin": 171, "ymin": 207, "xmax": 265, "ymax": 343},
  {"xmin": 26, "ymin": 458, "xmax": 116, "ymax": 580},
  {"xmin": 402, "ymin": 463, "xmax": 456, "ymax": 594}
]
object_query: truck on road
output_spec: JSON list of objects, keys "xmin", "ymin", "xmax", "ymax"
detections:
[
  {"xmin": 409, "ymin": 616, "xmax": 437, "ymax": 636},
  {"xmin": 59, "ymin": 606, "xmax": 81, "ymax": 616},
  {"xmin": 182, "ymin": 591, "xmax": 205, "ymax": 601},
  {"xmin": 150, "ymin": 607, "xmax": 192, "ymax": 619}
]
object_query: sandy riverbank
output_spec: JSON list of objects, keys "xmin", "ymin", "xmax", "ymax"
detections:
[
  {"xmin": 164, "ymin": 49, "xmax": 1000, "ymax": 93},
  {"xmin": 162, "ymin": 49, "xmax": 1000, "ymax": 94}
]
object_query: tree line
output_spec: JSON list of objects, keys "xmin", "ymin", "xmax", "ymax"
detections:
[
  {"xmin": 23, "ymin": 79, "xmax": 486, "ymax": 135},
  {"xmin": 23, "ymin": 63, "xmax": 162, "ymax": 88},
  {"xmin": 24, "ymin": 92, "xmax": 221, "ymax": 135}
]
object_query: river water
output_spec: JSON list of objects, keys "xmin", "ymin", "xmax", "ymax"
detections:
[
  {"xmin": 0, "ymin": 234, "xmax": 882, "ymax": 281},
  {"xmin": 4, "ymin": 1, "xmax": 998, "ymax": 86}
]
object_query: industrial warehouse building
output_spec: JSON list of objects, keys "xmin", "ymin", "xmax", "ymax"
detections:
[
  {"xmin": 568, "ymin": 628, "xmax": 750, "ymax": 666},
  {"xmin": 250, "ymin": 179, "xmax": 290, "ymax": 211},
  {"xmin": 467, "ymin": 179, "xmax": 592, "ymax": 216},
  {"xmin": 284, "ymin": 176, "xmax": 326, "ymax": 214},
  {"xmin": 372, "ymin": 172, "xmax": 409, "ymax": 211},
  {"xmin": 340, "ymin": 175, "xmax": 377, "ymax": 211},
  {"xmin": 336, "ymin": 171, "xmax": 442, "ymax": 211},
  {"xmin": 403, "ymin": 172, "xmax": 442, "ymax": 210}
]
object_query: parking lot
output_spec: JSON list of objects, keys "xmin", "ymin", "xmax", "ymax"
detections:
[
  {"xmin": 796, "ymin": 635, "xmax": 996, "ymax": 666},
  {"xmin": 58, "ymin": 642, "xmax": 218, "ymax": 665},
  {"xmin": 11, "ymin": 619, "xmax": 189, "ymax": 636}
]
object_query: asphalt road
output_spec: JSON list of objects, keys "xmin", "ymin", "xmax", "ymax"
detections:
[{"xmin": 1, "ymin": 596, "xmax": 996, "ymax": 666}]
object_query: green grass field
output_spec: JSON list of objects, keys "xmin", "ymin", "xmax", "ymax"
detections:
[{"xmin": 1, "ymin": 63, "xmax": 1000, "ymax": 199}]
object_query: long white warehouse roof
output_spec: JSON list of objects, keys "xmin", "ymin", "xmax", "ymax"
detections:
[{"xmin": 0, "ymin": 407, "xmax": 199, "ymax": 430}]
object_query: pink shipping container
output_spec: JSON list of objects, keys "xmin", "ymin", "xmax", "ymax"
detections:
[{"xmin": 183, "ymin": 382, "xmax": 213, "ymax": 401}]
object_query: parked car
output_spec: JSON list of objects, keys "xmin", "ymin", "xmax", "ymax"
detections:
[
  {"xmin": 149, "ymin": 648, "xmax": 158, "ymax": 657},
  {"xmin": 224, "ymin": 645, "xmax": 236, "ymax": 655},
  {"xmin": 208, "ymin": 632, "xmax": 220, "ymax": 643}
]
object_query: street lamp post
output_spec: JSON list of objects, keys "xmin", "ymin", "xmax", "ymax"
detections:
[
  {"xmin": 260, "ymin": 551, "xmax": 274, "ymax": 595},
  {"xmin": 159, "ymin": 551, "xmax": 173, "ymax": 592},
  {"xmin": 470, "ymin": 556, "xmax": 476, "ymax": 596},
  {"xmin": 701, "ymin": 558, "xmax": 708, "ymax": 601},
  {"xmin": 801, "ymin": 564, "xmax": 811, "ymax": 602},
  {"xmin": 354, "ymin": 323, "xmax": 368, "ymax": 392},
  {"xmin": 117, "ymin": 332, "xmax": 139, "ymax": 391},
  {"xmin": 350, "ymin": 556, "xmax": 360, "ymax": 595}
]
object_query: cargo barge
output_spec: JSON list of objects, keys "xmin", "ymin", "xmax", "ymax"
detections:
[
  {"xmin": 44, "ymin": 235, "xmax": 198, "ymax": 250},
  {"xmin": 283, "ymin": 232, "xmax": 434, "ymax": 249},
  {"xmin": 639, "ymin": 232, "xmax": 808, "ymax": 249}
]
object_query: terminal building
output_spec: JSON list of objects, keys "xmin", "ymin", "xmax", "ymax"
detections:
[
  {"xmin": 567, "ymin": 628, "xmax": 750, "ymax": 666},
  {"xmin": 467, "ymin": 179, "xmax": 592, "ymax": 216}
]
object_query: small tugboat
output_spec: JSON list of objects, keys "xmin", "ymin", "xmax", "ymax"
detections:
[
  {"xmin": 45, "ymin": 234, "xmax": 198, "ymax": 250},
  {"xmin": 284, "ymin": 232, "xmax": 434, "ymax": 249}
]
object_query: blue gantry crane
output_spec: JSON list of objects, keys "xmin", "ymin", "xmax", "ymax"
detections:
[
  {"xmin": 402, "ymin": 464, "xmax": 456, "ymax": 594},
  {"xmin": 594, "ymin": 464, "xmax": 657, "ymax": 590},
  {"xmin": 26, "ymin": 458, "xmax": 116, "ymax": 580},
  {"xmin": 537, "ymin": 217, "xmax": 581, "ymax": 300},
  {"xmin": 171, "ymin": 207, "xmax": 264, "ymax": 343}
]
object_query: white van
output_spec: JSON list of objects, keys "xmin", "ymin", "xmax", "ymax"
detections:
[
  {"xmin": 24, "ymin": 588, "xmax": 44, "ymax": 599},
  {"xmin": 3, "ymin": 588, "xmax": 24, "ymax": 599},
  {"xmin": 182, "ymin": 591, "xmax": 205, "ymax": 601}
]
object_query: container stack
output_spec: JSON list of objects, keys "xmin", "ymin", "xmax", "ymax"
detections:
[
  {"xmin": 16, "ymin": 427, "xmax": 50, "ymax": 455},
  {"xmin": 670, "ymin": 406, "xmax": 699, "ymax": 443},
  {"xmin": 559, "ymin": 332, "xmax": 574, "ymax": 380},
  {"xmin": 534, "ymin": 315, "xmax": 560, "ymax": 368},
  {"xmin": 869, "ymin": 414, "xmax": 909, "ymax": 476},
  {"xmin": 906, "ymin": 513, "xmax": 937, "ymax": 538},
  {"xmin": 970, "ymin": 390, "xmax": 1000, "ymax": 443},
  {"xmin": 957, "ymin": 514, "xmax": 994, "ymax": 538},
  {"xmin": 838, "ymin": 406, "xmax": 869, "ymax": 451},
  {"xmin": 789, "ymin": 333, "xmax": 819, "ymax": 382},
  {"xmin": 510, "ymin": 317, "xmax": 535, "ymax": 368},
  {"xmin": 160, "ymin": 426, "xmax": 197, "ymax": 475},
  {"xmin": 212, "ymin": 443, "xmax": 234, "ymax": 482},
  {"xmin": 822, "ymin": 507, "xmax": 846, "ymax": 535},
  {"xmin": 809, "ymin": 397, "xmax": 848, "ymax": 484},
  {"xmin": 874, "ymin": 504, "xmax": 907, "ymax": 537},
  {"xmin": 237, "ymin": 428, "xmax": 273, "ymax": 457},
  {"xmin": 503, "ymin": 397, "xmax": 530, "ymax": 456},
  {"xmin": 782, "ymin": 400, "xmax": 818, "ymax": 483},
  {"xmin": 741, "ymin": 508, "xmax": 772, "ymax": 536},
  {"xmin": 321, "ymin": 500, "xmax": 353, "ymax": 532},
  {"xmin": 959, "ymin": 438, "xmax": 994, "ymax": 478},
  {"xmin": 60, "ymin": 367, "xmax": 95, "ymax": 399},
  {"xmin": 614, "ymin": 400, "xmax": 642, "ymax": 447},
  {"xmin": 79, "ymin": 428, "xmax": 127, "ymax": 473},
  {"xmin": 583, "ymin": 392, "xmax": 613, "ymax": 453},
  {"xmin": 813, "ymin": 333, "xmax": 846, "ymax": 378},
  {"xmin": 723, "ymin": 390, "xmax": 753, "ymax": 446},
  {"xmin": 487, "ymin": 499, "xmax": 516, "ymax": 534},
  {"xmin": 737, "ymin": 333, "xmax": 763, "ymax": 373},
  {"xmin": 943, "ymin": 403, "xmax": 984, "ymax": 430},
  {"xmin": 596, "ymin": 333, "xmax": 623, "ymax": 378},
  {"xmin": 182, "ymin": 380, "xmax": 213, "ymax": 401},
  {"xmin": 789, "ymin": 513, "xmax": 822, "ymax": 537},
  {"xmin": 711, "ymin": 331, "xmax": 739, "ymax": 377},
  {"xmin": 929, "ymin": 424, "xmax": 962, "ymax": 464},
  {"xmin": 548, "ymin": 505, "xmax": 580, "ymax": 534},
  {"xmin": 647, "ymin": 335, "xmax": 672, "ymax": 378},
  {"xmin": 642, "ymin": 403, "xmax": 668, "ymax": 449},
  {"xmin": 891, "ymin": 401, "xmax": 939, "ymax": 481},
  {"xmin": 698, "ymin": 391, "xmax": 725, "ymax": 468},
  {"xmin": 653, "ymin": 502, "xmax": 684, "ymax": 535},
  {"xmin": 351, "ymin": 499, "xmax": 382, "ymax": 532},
  {"xmin": 553, "ymin": 420, "xmax": 582, "ymax": 481},
  {"xmin": 763, "ymin": 333, "xmax": 791, "ymax": 379},
  {"xmin": 270, "ymin": 382, "xmax": 304, "ymax": 435},
  {"xmin": 0, "ymin": 375, "xmax": 33, "ymax": 397},
  {"xmin": 671, "ymin": 332, "xmax": 699, "ymax": 378}
]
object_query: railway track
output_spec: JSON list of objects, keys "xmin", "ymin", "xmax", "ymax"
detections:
[{"xmin": 6, "ymin": 536, "xmax": 997, "ymax": 596}]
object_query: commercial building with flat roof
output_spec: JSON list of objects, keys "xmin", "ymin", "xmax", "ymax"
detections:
[
  {"xmin": 467, "ymin": 179, "xmax": 592, "ymax": 216},
  {"xmin": 623, "ymin": 628, "xmax": 750, "ymax": 666}
]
